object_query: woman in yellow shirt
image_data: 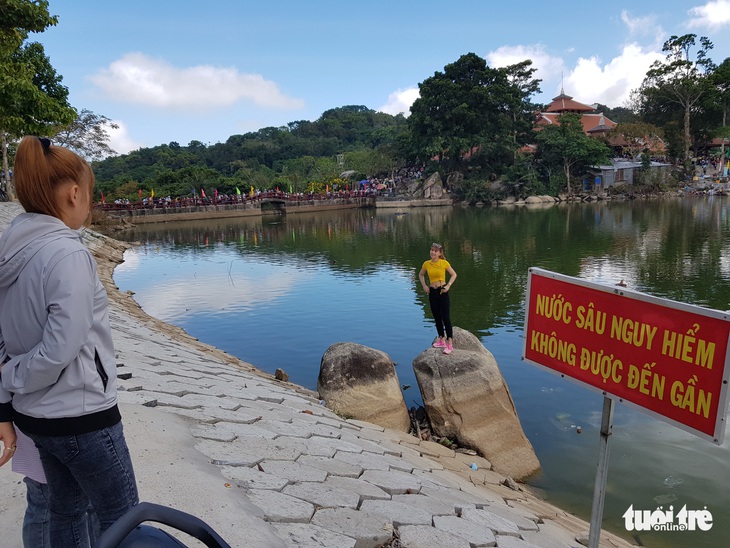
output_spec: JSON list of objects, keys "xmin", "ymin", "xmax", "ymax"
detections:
[{"xmin": 418, "ymin": 242, "xmax": 457, "ymax": 354}]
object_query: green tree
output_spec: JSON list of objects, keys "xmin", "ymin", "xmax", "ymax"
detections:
[
  {"xmin": 408, "ymin": 53, "xmax": 540, "ymax": 178},
  {"xmin": 51, "ymin": 108, "xmax": 118, "ymax": 161},
  {"xmin": 1, "ymin": 0, "xmax": 75, "ymax": 200},
  {"xmin": 535, "ymin": 113, "xmax": 611, "ymax": 195},
  {"xmin": 708, "ymin": 58, "xmax": 730, "ymax": 162},
  {"xmin": 610, "ymin": 122, "xmax": 664, "ymax": 159},
  {"xmin": 639, "ymin": 34, "xmax": 715, "ymax": 166},
  {"xmin": 501, "ymin": 60, "xmax": 541, "ymax": 163}
]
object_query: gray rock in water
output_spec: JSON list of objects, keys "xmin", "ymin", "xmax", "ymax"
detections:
[
  {"xmin": 413, "ymin": 327, "xmax": 541, "ymax": 481},
  {"xmin": 318, "ymin": 342, "xmax": 410, "ymax": 432}
]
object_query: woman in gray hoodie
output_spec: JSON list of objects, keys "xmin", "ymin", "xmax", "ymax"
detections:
[{"xmin": 0, "ymin": 136, "xmax": 138, "ymax": 547}]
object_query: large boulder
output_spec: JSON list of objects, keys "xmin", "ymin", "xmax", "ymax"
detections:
[
  {"xmin": 423, "ymin": 172, "xmax": 445, "ymax": 199},
  {"xmin": 413, "ymin": 327, "xmax": 540, "ymax": 481},
  {"xmin": 318, "ymin": 342, "xmax": 410, "ymax": 432}
]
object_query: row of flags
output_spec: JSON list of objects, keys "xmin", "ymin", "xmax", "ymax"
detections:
[{"xmin": 101, "ymin": 183, "xmax": 322, "ymax": 203}]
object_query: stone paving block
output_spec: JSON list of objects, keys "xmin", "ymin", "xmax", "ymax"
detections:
[
  {"xmin": 433, "ymin": 514, "xmax": 497, "ymax": 547},
  {"xmin": 306, "ymin": 435, "xmax": 363, "ymax": 455},
  {"xmin": 519, "ymin": 519, "xmax": 579, "ymax": 548},
  {"xmin": 379, "ymin": 453, "xmax": 415, "ymax": 474},
  {"xmin": 333, "ymin": 450, "xmax": 391, "ymax": 472},
  {"xmin": 246, "ymin": 489, "xmax": 315, "ymax": 523},
  {"xmin": 228, "ymin": 401, "xmax": 297, "ymax": 423},
  {"xmin": 283, "ymin": 481, "xmax": 360, "ymax": 509},
  {"xmin": 418, "ymin": 439, "xmax": 457, "ymax": 458},
  {"xmin": 117, "ymin": 391, "xmax": 161, "ymax": 406},
  {"xmin": 279, "ymin": 395, "xmax": 326, "ymax": 412},
  {"xmin": 323, "ymin": 477, "xmax": 391, "ymax": 502},
  {"xmin": 419, "ymin": 485, "xmax": 485, "ymax": 508},
  {"xmin": 295, "ymin": 437, "xmax": 340, "ymax": 458},
  {"xmin": 164, "ymin": 405, "xmax": 264, "ymax": 425},
  {"xmin": 338, "ymin": 431, "xmax": 387, "ymax": 455},
  {"xmin": 257, "ymin": 460, "xmax": 328, "ymax": 483},
  {"xmin": 483, "ymin": 501, "xmax": 540, "ymax": 531},
  {"xmin": 494, "ymin": 535, "xmax": 542, "ymax": 548},
  {"xmin": 349, "ymin": 426, "xmax": 414, "ymax": 446},
  {"xmin": 359, "ymin": 469, "xmax": 422, "ymax": 495},
  {"xmin": 158, "ymin": 381, "xmax": 225, "ymax": 397},
  {"xmin": 412, "ymin": 468, "xmax": 464, "ymax": 490},
  {"xmin": 195, "ymin": 436, "xmax": 306, "ymax": 466},
  {"xmin": 457, "ymin": 479, "xmax": 506, "ymax": 505},
  {"xmin": 176, "ymin": 393, "xmax": 242, "ymax": 410},
  {"xmin": 297, "ymin": 455, "xmax": 363, "ymax": 478},
  {"xmin": 272, "ymin": 522, "xmax": 357, "ymax": 548},
  {"xmin": 397, "ymin": 448, "xmax": 445, "ymax": 472},
  {"xmin": 219, "ymin": 465, "xmax": 290, "ymax": 490},
  {"xmin": 191, "ymin": 422, "xmax": 277, "ymax": 441},
  {"xmin": 461, "ymin": 507, "xmax": 521, "ymax": 537},
  {"xmin": 392, "ymin": 494, "xmax": 459, "ymax": 517},
  {"xmin": 345, "ymin": 419, "xmax": 385, "ymax": 431},
  {"xmin": 359, "ymin": 499, "xmax": 432, "ymax": 526},
  {"xmin": 314, "ymin": 415, "xmax": 352, "ymax": 429},
  {"xmin": 397, "ymin": 525, "xmax": 471, "ymax": 548},
  {"xmin": 311, "ymin": 507, "xmax": 393, "ymax": 548},
  {"xmin": 274, "ymin": 419, "xmax": 343, "ymax": 440},
  {"xmin": 254, "ymin": 419, "xmax": 316, "ymax": 438}
]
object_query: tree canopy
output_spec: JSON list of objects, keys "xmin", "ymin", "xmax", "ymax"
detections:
[{"xmin": 1, "ymin": 0, "xmax": 76, "ymax": 199}]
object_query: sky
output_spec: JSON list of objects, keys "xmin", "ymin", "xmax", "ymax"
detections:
[{"xmin": 31, "ymin": 0, "xmax": 730, "ymax": 155}]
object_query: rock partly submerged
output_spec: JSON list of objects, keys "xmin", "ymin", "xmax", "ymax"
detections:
[{"xmin": 413, "ymin": 327, "xmax": 541, "ymax": 481}]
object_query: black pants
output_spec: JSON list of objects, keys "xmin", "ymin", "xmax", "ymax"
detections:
[{"xmin": 428, "ymin": 288, "xmax": 452, "ymax": 339}]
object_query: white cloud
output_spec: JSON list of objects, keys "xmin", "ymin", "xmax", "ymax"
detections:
[
  {"xmin": 566, "ymin": 44, "xmax": 664, "ymax": 107},
  {"xmin": 688, "ymin": 0, "xmax": 730, "ymax": 30},
  {"xmin": 487, "ymin": 44, "xmax": 566, "ymax": 84},
  {"xmin": 378, "ymin": 87, "xmax": 420, "ymax": 116},
  {"xmin": 105, "ymin": 120, "xmax": 143, "ymax": 156},
  {"xmin": 621, "ymin": 10, "xmax": 663, "ymax": 42},
  {"xmin": 90, "ymin": 53, "xmax": 305, "ymax": 110}
]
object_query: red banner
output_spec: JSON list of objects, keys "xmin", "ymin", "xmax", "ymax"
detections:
[{"xmin": 523, "ymin": 268, "xmax": 730, "ymax": 443}]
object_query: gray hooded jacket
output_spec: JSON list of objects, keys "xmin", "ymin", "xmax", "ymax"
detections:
[{"xmin": 0, "ymin": 213, "xmax": 119, "ymax": 435}]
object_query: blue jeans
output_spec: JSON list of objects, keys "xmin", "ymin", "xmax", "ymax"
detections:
[
  {"xmin": 23, "ymin": 477, "xmax": 101, "ymax": 548},
  {"xmin": 27, "ymin": 421, "xmax": 138, "ymax": 547},
  {"xmin": 23, "ymin": 477, "xmax": 49, "ymax": 548}
]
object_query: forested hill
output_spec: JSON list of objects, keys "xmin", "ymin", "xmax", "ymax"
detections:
[{"xmin": 92, "ymin": 105, "xmax": 409, "ymax": 201}]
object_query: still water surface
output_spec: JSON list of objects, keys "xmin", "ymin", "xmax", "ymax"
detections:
[{"xmin": 113, "ymin": 199, "xmax": 730, "ymax": 547}]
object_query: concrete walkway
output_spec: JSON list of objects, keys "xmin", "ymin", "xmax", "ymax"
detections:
[{"xmin": 0, "ymin": 202, "xmax": 634, "ymax": 547}]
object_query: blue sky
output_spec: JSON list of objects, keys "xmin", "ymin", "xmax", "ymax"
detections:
[{"xmin": 33, "ymin": 0, "xmax": 730, "ymax": 155}]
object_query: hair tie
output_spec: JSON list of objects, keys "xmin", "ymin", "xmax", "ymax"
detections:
[{"xmin": 38, "ymin": 137, "xmax": 51, "ymax": 154}]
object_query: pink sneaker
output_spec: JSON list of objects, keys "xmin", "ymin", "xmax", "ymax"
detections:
[
  {"xmin": 443, "ymin": 341, "xmax": 453, "ymax": 354},
  {"xmin": 432, "ymin": 338, "xmax": 446, "ymax": 348}
]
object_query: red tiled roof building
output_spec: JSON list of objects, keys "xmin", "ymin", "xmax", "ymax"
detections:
[{"xmin": 536, "ymin": 89, "xmax": 617, "ymax": 136}]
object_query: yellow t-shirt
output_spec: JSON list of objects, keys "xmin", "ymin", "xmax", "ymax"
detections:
[{"xmin": 421, "ymin": 259, "xmax": 451, "ymax": 285}]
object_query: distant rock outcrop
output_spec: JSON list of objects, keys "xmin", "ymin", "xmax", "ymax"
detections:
[
  {"xmin": 318, "ymin": 342, "xmax": 410, "ymax": 432},
  {"xmin": 412, "ymin": 327, "xmax": 541, "ymax": 481}
]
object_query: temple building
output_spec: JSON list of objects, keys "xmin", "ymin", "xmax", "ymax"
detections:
[{"xmin": 536, "ymin": 89, "xmax": 617, "ymax": 136}]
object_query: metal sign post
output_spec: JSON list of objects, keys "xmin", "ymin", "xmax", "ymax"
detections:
[{"xmin": 588, "ymin": 395, "xmax": 615, "ymax": 548}]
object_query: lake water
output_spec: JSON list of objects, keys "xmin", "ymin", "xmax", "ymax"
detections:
[{"xmin": 113, "ymin": 199, "xmax": 730, "ymax": 547}]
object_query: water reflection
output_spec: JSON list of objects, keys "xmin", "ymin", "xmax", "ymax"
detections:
[{"xmin": 114, "ymin": 198, "xmax": 730, "ymax": 547}]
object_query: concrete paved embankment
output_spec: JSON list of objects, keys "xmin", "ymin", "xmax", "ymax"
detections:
[{"xmin": 0, "ymin": 202, "xmax": 634, "ymax": 547}]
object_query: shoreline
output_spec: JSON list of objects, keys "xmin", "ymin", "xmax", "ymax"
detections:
[{"xmin": 0, "ymin": 201, "xmax": 636, "ymax": 547}]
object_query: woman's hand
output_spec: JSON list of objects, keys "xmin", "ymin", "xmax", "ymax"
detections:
[{"xmin": 0, "ymin": 422, "xmax": 17, "ymax": 467}]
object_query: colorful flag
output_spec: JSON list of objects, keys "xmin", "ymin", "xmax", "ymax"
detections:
[
  {"xmin": 214, "ymin": 188, "xmax": 218, "ymax": 200},
  {"xmin": 100, "ymin": 191, "xmax": 105, "ymax": 204},
  {"xmin": 235, "ymin": 187, "xmax": 241, "ymax": 196},
  {"xmin": 249, "ymin": 186, "xmax": 254, "ymax": 197},
  {"xmin": 150, "ymin": 188, "xmax": 154, "ymax": 198},
  {"xmin": 138, "ymin": 188, "xmax": 142, "ymax": 200},
  {"xmin": 201, "ymin": 188, "xmax": 207, "ymax": 199},
  {"xmin": 190, "ymin": 187, "xmax": 196, "ymax": 196}
]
